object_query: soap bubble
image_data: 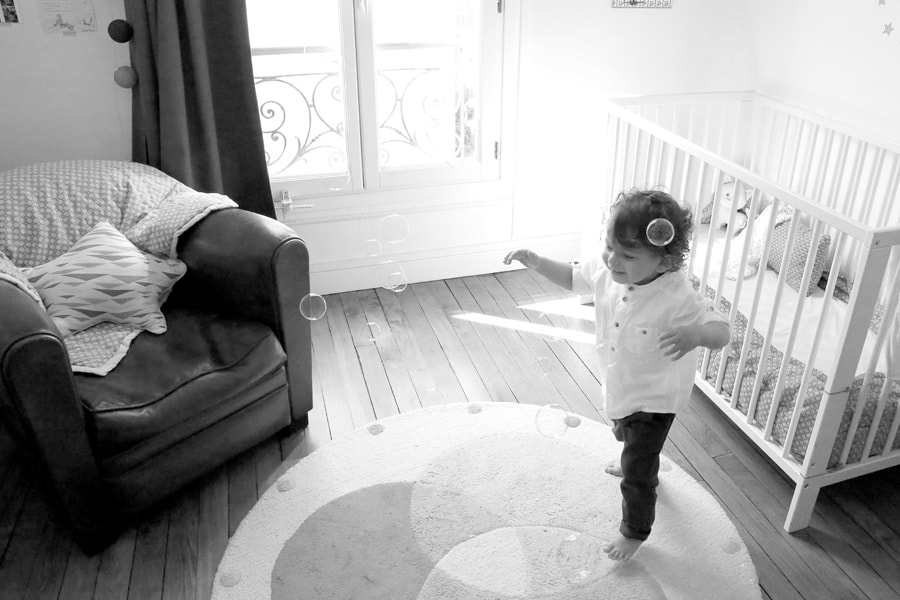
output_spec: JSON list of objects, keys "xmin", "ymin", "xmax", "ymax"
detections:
[
  {"xmin": 537, "ymin": 356, "xmax": 553, "ymax": 376},
  {"xmin": 365, "ymin": 321, "xmax": 382, "ymax": 342},
  {"xmin": 364, "ymin": 238, "xmax": 382, "ymax": 257},
  {"xmin": 377, "ymin": 260, "xmax": 407, "ymax": 292},
  {"xmin": 535, "ymin": 404, "xmax": 578, "ymax": 439},
  {"xmin": 554, "ymin": 532, "xmax": 603, "ymax": 581},
  {"xmin": 646, "ymin": 217, "xmax": 675, "ymax": 246},
  {"xmin": 387, "ymin": 271, "xmax": 408, "ymax": 293},
  {"xmin": 323, "ymin": 173, "xmax": 351, "ymax": 192},
  {"xmin": 381, "ymin": 213, "xmax": 409, "ymax": 244},
  {"xmin": 299, "ymin": 293, "xmax": 327, "ymax": 320}
]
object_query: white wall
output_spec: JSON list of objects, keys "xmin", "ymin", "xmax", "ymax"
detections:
[
  {"xmin": 9, "ymin": 1, "xmax": 895, "ymax": 294},
  {"xmin": 513, "ymin": 0, "xmax": 754, "ymax": 246},
  {"xmin": 750, "ymin": 0, "xmax": 900, "ymax": 142},
  {"xmin": 0, "ymin": 0, "xmax": 130, "ymax": 171}
]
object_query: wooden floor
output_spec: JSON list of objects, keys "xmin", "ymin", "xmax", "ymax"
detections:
[{"xmin": 1, "ymin": 269, "xmax": 900, "ymax": 599}]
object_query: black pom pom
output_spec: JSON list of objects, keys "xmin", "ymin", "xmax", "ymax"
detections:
[{"xmin": 108, "ymin": 19, "xmax": 133, "ymax": 43}]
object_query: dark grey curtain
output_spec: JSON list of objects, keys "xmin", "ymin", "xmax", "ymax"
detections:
[{"xmin": 125, "ymin": 0, "xmax": 275, "ymax": 218}]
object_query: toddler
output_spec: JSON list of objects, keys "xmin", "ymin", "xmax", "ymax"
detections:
[{"xmin": 503, "ymin": 188, "xmax": 731, "ymax": 561}]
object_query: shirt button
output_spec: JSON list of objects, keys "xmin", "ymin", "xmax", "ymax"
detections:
[
  {"xmin": 622, "ymin": 296, "xmax": 628, "ymax": 302},
  {"xmin": 614, "ymin": 322, "xmax": 619, "ymax": 327},
  {"xmin": 628, "ymin": 286, "xmax": 635, "ymax": 291}
]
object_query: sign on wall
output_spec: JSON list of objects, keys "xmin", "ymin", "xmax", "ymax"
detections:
[
  {"xmin": 611, "ymin": 0, "xmax": 672, "ymax": 8},
  {"xmin": 0, "ymin": 0, "xmax": 20, "ymax": 23}
]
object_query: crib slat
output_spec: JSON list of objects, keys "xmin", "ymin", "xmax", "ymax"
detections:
[
  {"xmin": 625, "ymin": 122, "xmax": 638, "ymax": 187},
  {"xmin": 877, "ymin": 157, "xmax": 900, "ymax": 227},
  {"xmin": 773, "ymin": 113, "xmax": 795, "ymax": 188},
  {"xmin": 661, "ymin": 143, "xmax": 675, "ymax": 192},
  {"xmin": 795, "ymin": 123, "xmax": 819, "ymax": 195},
  {"xmin": 754, "ymin": 217, "xmax": 802, "ymax": 440},
  {"xmin": 700, "ymin": 170, "xmax": 737, "ymax": 379},
  {"xmin": 737, "ymin": 199, "xmax": 784, "ymax": 417},
  {"xmin": 826, "ymin": 135, "xmax": 851, "ymax": 210},
  {"xmin": 747, "ymin": 100, "xmax": 764, "ymax": 174},
  {"xmin": 834, "ymin": 244, "xmax": 894, "ymax": 465},
  {"xmin": 715, "ymin": 186, "xmax": 762, "ymax": 393},
  {"xmin": 811, "ymin": 128, "xmax": 834, "ymax": 200},
  {"xmin": 698, "ymin": 168, "xmax": 722, "ymax": 296},
  {"xmin": 759, "ymin": 105, "xmax": 779, "ymax": 180},
  {"xmin": 646, "ymin": 135, "xmax": 659, "ymax": 188},
  {"xmin": 859, "ymin": 257, "xmax": 900, "ymax": 459},
  {"xmin": 840, "ymin": 141, "xmax": 870, "ymax": 217},
  {"xmin": 882, "ymin": 292, "xmax": 900, "ymax": 456},
  {"xmin": 859, "ymin": 147, "xmax": 886, "ymax": 225},
  {"xmin": 608, "ymin": 115, "xmax": 623, "ymax": 204},
  {"xmin": 788, "ymin": 232, "xmax": 848, "ymax": 467},
  {"xmin": 700, "ymin": 104, "xmax": 713, "ymax": 153},
  {"xmin": 766, "ymin": 218, "xmax": 827, "ymax": 447},
  {"xmin": 786, "ymin": 120, "xmax": 806, "ymax": 192}
]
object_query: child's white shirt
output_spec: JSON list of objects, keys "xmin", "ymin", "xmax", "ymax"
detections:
[{"xmin": 572, "ymin": 257, "xmax": 728, "ymax": 420}]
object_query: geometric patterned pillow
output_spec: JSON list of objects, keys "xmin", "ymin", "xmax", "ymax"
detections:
[
  {"xmin": 766, "ymin": 219, "xmax": 831, "ymax": 297},
  {"xmin": 21, "ymin": 221, "xmax": 186, "ymax": 338}
]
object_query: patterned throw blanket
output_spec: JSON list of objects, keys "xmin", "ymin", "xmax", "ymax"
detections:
[{"xmin": 0, "ymin": 161, "xmax": 237, "ymax": 375}]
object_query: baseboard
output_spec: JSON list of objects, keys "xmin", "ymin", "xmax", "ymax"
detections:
[{"xmin": 309, "ymin": 233, "xmax": 581, "ymax": 295}]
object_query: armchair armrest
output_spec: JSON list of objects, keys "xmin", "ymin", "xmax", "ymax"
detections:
[
  {"xmin": 171, "ymin": 208, "xmax": 312, "ymax": 422},
  {"xmin": 0, "ymin": 281, "xmax": 117, "ymax": 552}
]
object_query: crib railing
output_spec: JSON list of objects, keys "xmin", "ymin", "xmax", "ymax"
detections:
[
  {"xmin": 618, "ymin": 92, "xmax": 900, "ymax": 229},
  {"xmin": 602, "ymin": 94, "xmax": 900, "ymax": 481}
]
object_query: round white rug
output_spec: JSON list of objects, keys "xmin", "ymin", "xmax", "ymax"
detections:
[{"xmin": 212, "ymin": 403, "xmax": 761, "ymax": 600}]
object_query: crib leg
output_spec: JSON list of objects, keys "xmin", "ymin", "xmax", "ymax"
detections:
[{"xmin": 785, "ymin": 480, "xmax": 820, "ymax": 533}]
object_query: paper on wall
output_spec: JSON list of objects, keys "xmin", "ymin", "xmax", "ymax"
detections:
[{"xmin": 40, "ymin": 0, "xmax": 96, "ymax": 33}]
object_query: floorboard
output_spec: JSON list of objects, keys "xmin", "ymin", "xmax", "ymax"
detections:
[{"xmin": 0, "ymin": 269, "xmax": 899, "ymax": 599}]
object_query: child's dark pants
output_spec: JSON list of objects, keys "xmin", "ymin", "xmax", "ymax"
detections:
[{"xmin": 611, "ymin": 411, "xmax": 676, "ymax": 541}]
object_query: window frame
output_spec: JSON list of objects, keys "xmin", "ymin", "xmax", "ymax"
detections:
[{"xmin": 253, "ymin": 0, "xmax": 520, "ymax": 218}]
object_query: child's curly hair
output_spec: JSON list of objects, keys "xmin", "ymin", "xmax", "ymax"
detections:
[{"xmin": 610, "ymin": 188, "xmax": 693, "ymax": 271}]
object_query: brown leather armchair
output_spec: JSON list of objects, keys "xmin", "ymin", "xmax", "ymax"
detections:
[{"xmin": 0, "ymin": 206, "xmax": 311, "ymax": 554}]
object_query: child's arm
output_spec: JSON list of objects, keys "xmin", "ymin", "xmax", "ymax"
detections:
[
  {"xmin": 657, "ymin": 321, "xmax": 730, "ymax": 361},
  {"xmin": 503, "ymin": 249, "xmax": 574, "ymax": 291}
]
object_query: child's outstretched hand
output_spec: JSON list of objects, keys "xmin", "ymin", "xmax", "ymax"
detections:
[
  {"xmin": 503, "ymin": 249, "xmax": 539, "ymax": 268},
  {"xmin": 657, "ymin": 326, "xmax": 701, "ymax": 361}
]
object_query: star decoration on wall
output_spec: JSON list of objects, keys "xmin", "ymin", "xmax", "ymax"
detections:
[
  {"xmin": 879, "ymin": 0, "xmax": 886, "ymax": 6},
  {"xmin": 885, "ymin": 22, "xmax": 895, "ymax": 35}
]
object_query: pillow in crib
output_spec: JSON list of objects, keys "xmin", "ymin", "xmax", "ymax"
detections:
[
  {"xmin": 767, "ymin": 219, "xmax": 831, "ymax": 297},
  {"xmin": 21, "ymin": 221, "xmax": 186, "ymax": 337}
]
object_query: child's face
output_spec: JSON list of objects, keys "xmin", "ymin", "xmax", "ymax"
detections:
[{"xmin": 602, "ymin": 222, "xmax": 669, "ymax": 286}]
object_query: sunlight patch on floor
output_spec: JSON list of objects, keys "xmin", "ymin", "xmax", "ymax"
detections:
[
  {"xmin": 518, "ymin": 297, "xmax": 596, "ymax": 322},
  {"xmin": 452, "ymin": 312, "xmax": 595, "ymax": 344}
]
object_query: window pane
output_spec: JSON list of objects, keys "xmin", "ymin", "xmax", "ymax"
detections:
[
  {"xmin": 372, "ymin": 0, "xmax": 482, "ymax": 170},
  {"xmin": 247, "ymin": 0, "xmax": 348, "ymax": 179}
]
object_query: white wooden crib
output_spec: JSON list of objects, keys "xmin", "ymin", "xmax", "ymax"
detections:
[{"xmin": 600, "ymin": 91, "xmax": 900, "ymax": 532}]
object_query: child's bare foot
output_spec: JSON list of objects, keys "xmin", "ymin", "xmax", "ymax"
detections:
[
  {"xmin": 603, "ymin": 534, "xmax": 643, "ymax": 561},
  {"xmin": 604, "ymin": 461, "xmax": 623, "ymax": 477}
]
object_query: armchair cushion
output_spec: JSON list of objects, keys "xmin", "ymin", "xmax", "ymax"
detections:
[
  {"xmin": 74, "ymin": 307, "xmax": 289, "ymax": 475},
  {"xmin": 22, "ymin": 221, "xmax": 186, "ymax": 337}
]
